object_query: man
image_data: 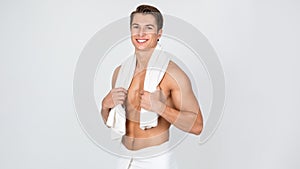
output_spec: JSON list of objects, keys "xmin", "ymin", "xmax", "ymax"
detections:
[{"xmin": 101, "ymin": 4, "xmax": 203, "ymax": 169}]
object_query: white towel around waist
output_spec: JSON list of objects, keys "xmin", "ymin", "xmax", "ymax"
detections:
[{"xmin": 105, "ymin": 45, "xmax": 170, "ymax": 140}]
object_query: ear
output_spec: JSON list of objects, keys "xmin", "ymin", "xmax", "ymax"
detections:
[{"xmin": 157, "ymin": 29, "xmax": 163, "ymax": 40}]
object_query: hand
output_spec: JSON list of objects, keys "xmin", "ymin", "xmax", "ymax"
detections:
[
  {"xmin": 140, "ymin": 88, "xmax": 166, "ymax": 114},
  {"xmin": 102, "ymin": 87, "xmax": 127, "ymax": 109}
]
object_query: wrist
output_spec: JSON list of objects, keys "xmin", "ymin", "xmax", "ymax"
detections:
[
  {"xmin": 101, "ymin": 100, "xmax": 110, "ymax": 110},
  {"xmin": 102, "ymin": 106, "xmax": 110, "ymax": 111},
  {"xmin": 157, "ymin": 102, "xmax": 167, "ymax": 115}
]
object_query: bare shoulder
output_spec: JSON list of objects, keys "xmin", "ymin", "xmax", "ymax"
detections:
[
  {"xmin": 165, "ymin": 61, "xmax": 192, "ymax": 88},
  {"xmin": 167, "ymin": 61, "xmax": 190, "ymax": 82},
  {"xmin": 111, "ymin": 65, "xmax": 121, "ymax": 88}
]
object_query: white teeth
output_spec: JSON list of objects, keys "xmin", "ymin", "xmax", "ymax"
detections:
[{"xmin": 137, "ymin": 39, "xmax": 146, "ymax": 43}]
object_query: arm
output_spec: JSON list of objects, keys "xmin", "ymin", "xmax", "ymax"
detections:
[
  {"xmin": 140, "ymin": 62, "xmax": 203, "ymax": 135},
  {"xmin": 101, "ymin": 66, "xmax": 127, "ymax": 124}
]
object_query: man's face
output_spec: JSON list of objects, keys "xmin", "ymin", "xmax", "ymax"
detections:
[{"xmin": 130, "ymin": 13, "xmax": 162, "ymax": 51}]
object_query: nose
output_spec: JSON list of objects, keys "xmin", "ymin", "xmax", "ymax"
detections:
[{"xmin": 138, "ymin": 27, "xmax": 145, "ymax": 37}]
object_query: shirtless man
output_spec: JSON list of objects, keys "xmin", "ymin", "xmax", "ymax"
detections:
[{"xmin": 101, "ymin": 4, "xmax": 203, "ymax": 167}]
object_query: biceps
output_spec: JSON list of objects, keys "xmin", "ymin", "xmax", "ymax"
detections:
[{"xmin": 171, "ymin": 89, "xmax": 200, "ymax": 112}]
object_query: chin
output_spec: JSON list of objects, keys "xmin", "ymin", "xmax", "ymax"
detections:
[{"xmin": 134, "ymin": 44, "xmax": 151, "ymax": 51}]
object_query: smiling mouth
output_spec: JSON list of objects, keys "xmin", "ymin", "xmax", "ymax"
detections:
[{"xmin": 136, "ymin": 39, "xmax": 148, "ymax": 43}]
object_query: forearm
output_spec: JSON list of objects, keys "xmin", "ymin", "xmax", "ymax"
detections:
[
  {"xmin": 101, "ymin": 102, "xmax": 111, "ymax": 124},
  {"xmin": 159, "ymin": 106, "xmax": 202, "ymax": 135},
  {"xmin": 100, "ymin": 87, "xmax": 127, "ymax": 124},
  {"xmin": 139, "ymin": 89, "xmax": 203, "ymax": 135}
]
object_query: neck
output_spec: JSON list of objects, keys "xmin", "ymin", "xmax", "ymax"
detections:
[{"xmin": 135, "ymin": 47, "xmax": 155, "ymax": 70}]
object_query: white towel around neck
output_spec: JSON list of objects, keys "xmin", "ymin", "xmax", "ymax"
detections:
[{"xmin": 105, "ymin": 45, "xmax": 170, "ymax": 140}]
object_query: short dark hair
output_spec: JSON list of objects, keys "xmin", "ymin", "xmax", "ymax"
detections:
[{"xmin": 130, "ymin": 5, "xmax": 163, "ymax": 31}]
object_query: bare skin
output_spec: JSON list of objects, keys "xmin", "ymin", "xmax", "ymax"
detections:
[{"xmin": 101, "ymin": 13, "xmax": 203, "ymax": 150}]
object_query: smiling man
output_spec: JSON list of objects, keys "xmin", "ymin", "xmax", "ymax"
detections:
[{"xmin": 101, "ymin": 4, "xmax": 203, "ymax": 169}]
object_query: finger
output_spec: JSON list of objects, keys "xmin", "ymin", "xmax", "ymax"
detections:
[
  {"xmin": 117, "ymin": 90, "xmax": 128, "ymax": 96},
  {"xmin": 114, "ymin": 87, "xmax": 127, "ymax": 93},
  {"xmin": 140, "ymin": 94, "xmax": 146, "ymax": 101},
  {"xmin": 111, "ymin": 96, "xmax": 125, "ymax": 105},
  {"xmin": 111, "ymin": 91, "xmax": 127, "ymax": 99},
  {"xmin": 140, "ymin": 94, "xmax": 145, "ymax": 101},
  {"xmin": 116, "ymin": 96, "xmax": 126, "ymax": 101},
  {"xmin": 140, "ymin": 102, "xmax": 145, "ymax": 109},
  {"xmin": 114, "ymin": 100, "xmax": 124, "ymax": 105},
  {"xmin": 114, "ymin": 92, "xmax": 127, "ymax": 97},
  {"xmin": 140, "ymin": 101, "xmax": 150, "ymax": 110},
  {"xmin": 143, "ymin": 90, "xmax": 150, "ymax": 95},
  {"xmin": 141, "ymin": 91, "xmax": 150, "ymax": 99},
  {"xmin": 114, "ymin": 96, "xmax": 127, "ymax": 103}
]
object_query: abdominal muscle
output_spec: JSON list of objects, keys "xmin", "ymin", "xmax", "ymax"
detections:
[{"xmin": 122, "ymin": 70, "xmax": 171, "ymax": 151}]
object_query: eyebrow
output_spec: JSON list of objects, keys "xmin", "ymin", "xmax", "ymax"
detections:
[
  {"xmin": 131, "ymin": 23, "xmax": 155, "ymax": 27},
  {"xmin": 145, "ymin": 24, "xmax": 155, "ymax": 27}
]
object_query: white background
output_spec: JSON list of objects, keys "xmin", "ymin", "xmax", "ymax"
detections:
[{"xmin": 1, "ymin": 0, "xmax": 299, "ymax": 169}]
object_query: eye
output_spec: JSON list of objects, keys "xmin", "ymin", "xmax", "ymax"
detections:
[
  {"xmin": 147, "ymin": 26, "xmax": 153, "ymax": 30},
  {"xmin": 132, "ymin": 25, "xmax": 139, "ymax": 29}
]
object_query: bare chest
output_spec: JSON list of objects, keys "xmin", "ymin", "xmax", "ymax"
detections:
[
  {"xmin": 126, "ymin": 70, "xmax": 171, "ymax": 106},
  {"xmin": 127, "ymin": 71, "xmax": 145, "ymax": 103}
]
